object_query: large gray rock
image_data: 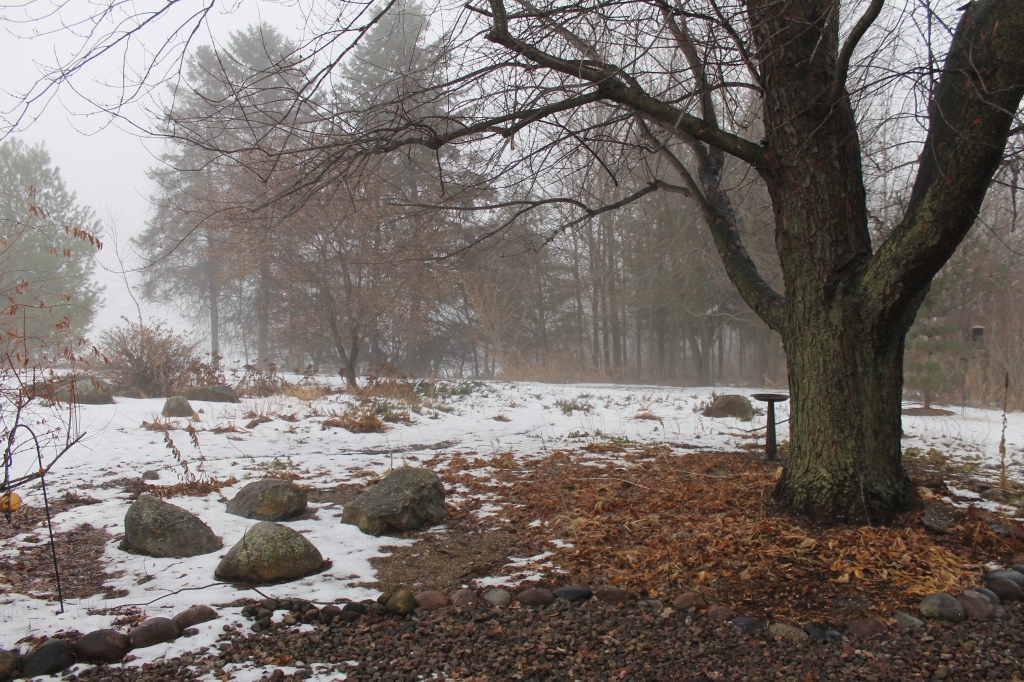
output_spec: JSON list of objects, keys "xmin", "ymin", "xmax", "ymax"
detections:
[
  {"xmin": 983, "ymin": 569, "xmax": 1024, "ymax": 587},
  {"xmin": 52, "ymin": 375, "xmax": 115, "ymax": 405},
  {"xmin": 162, "ymin": 396, "xmax": 195, "ymax": 418},
  {"xmin": 341, "ymin": 467, "xmax": 445, "ymax": 536},
  {"xmin": 920, "ymin": 593, "xmax": 966, "ymax": 622},
  {"xmin": 215, "ymin": 522, "xmax": 325, "ymax": 585},
  {"xmin": 226, "ymin": 479, "xmax": 307, "ymax": 521},
  {"xmin": 922, "ymin": 502, "xmax": 959, "ymax": 534},
  {"xmin": 122, "ymin": 494, "xmax": 222, "ymax": 558},
  {"xmin": 183, "ymin": 385, "xmax": 240, "ymax": 403},
  {"xmin": 702, "ymin": 394, "xmax": 754, "ymax": 420}
]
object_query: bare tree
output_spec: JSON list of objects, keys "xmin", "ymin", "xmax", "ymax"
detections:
[{"xmin": 9, "ymin": 0, "xmax": 1023, "ymax": 522}]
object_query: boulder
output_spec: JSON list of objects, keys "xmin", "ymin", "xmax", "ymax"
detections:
[
  {"xmin": 0, "ymin": 649, "xmax": 18, "ymax": 681},
  {"xmin": 48, "ymin": 375, "xmax": 115, "ymax": 405},
  {"xmin": 183, "ymin": 385, "xmax": 240, "ymax": 403},
  {"xmin": 341, "ymin": 467, "xmax": 445, "ymax": 536},
  {"xmin": 702, "ymin": 394, "xmax": 754, "ymax": 420},
  {"xmin": 74, "ymin": 629, "xmax": 129, "ymax": 663},
  {"xmin": 128, "ymin": 617, "xmax": 180, "ymax": 648},
  {"xmin": 162, "ymin": 396, "xmax": 195, "ymax": 418},
  {"xmin": 919, "ymin": 593, "xmax": 966, "ymax": 623},
  {"xmin": 172, "ymin": 605, "xmax": 219, "ymax": 631},
  {"xmin": 517, "ymin": 588, "xmax": 555, "ymax": 607},
  {"xmin": 483, "ymin": 589, "xmax": 512, "ymax": 608},
  {"xmin": 215, "ymin": 521, "xmax": 325, "ymax": 584},
  {"xmin": 19, "ymin": 639, "xmax": 75, "ymax": 677},
  {"xmin": 987, "ymin": 579, "xmax": 1024, "ymax": 602},
  {"xmin": 122, "ymin": 494, "xmax": 222, "ymax": 558},
  {"xmin": 385, "ymin": 589, "xmax": 416, "ymax": 616},
  {"xmin": 226, "ymin": 479, "xmax": 307, "ymax": 522}
]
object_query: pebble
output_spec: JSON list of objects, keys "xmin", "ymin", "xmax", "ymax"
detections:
[
  {"xmin": 919, "ymin": 593, "xmax": 966, "ymax": 623},
  {"xmin": 803, "ymin": 622, "xmax": 842, "ymax": 642},
  {"xmin": 593, "ymin": 586, "xmax": 635, "ymax": 604},
  {"xmin": 20, "ymin": 639, "xmax": 75, "ymax": 677},
  {"xmin": 128, "ymin": 617, "xmax": 181, "ymax": 648},
  {"xmin": 672, "ymin": 591, "xmax": 707, "ymax": 611},
  {"xmin": 517, "ymin": 588, "xmax": 555, "ymax": 607},
  {"xmin": 552, "ymin": 585, "xmax": 592, "ymax": 602},
  {"xmin": 483, "ymin": 589, "xmax": 512, "ymax": 608}
]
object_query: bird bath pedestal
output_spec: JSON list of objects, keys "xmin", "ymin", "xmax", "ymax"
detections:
[{"xmin": 750, "ymin": 393, "xmax": 789, "ymax": 462}]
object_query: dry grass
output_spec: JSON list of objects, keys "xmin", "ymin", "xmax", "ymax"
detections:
[{"xmin": 322, "ymin": 410, "xmax": 387, "ymax": 433}]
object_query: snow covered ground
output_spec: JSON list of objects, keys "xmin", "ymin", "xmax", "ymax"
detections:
[{"xmin": 2, "ymin": 379, "xmax": 1023, "ymax": 676}]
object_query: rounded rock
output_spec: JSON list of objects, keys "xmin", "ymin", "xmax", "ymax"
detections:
[
  {"xmin": 987, "ymin": 579, "xmax": 1024, "ymax": 602},
  {"xmin": 768, "ymin": 622, "xmax": 808, "ymax": 642},
  {"xmin": 893, "ymin": 612, "xmax": 925, "ymax": 629},
  {"xmin": 672, "ymin": 591, "xmax": 707, "ymax": 611},
  {"xmin": 215, "ymin": 522, "xmax": 325, "ymax": 585},
  {"xmin": 956, "ymin": 591, "xmax": 996, "ymax": 620},
  {"xmin": 162, "ymin": 396, "xmax": 195, "ymax": 418},
  {"xmin": 517, "ymin": 588, "xmax": 555, "ymax": 607},
  {"xmin": 385, "ymin": 589, "xmax": 416, "ymax": 616},
  {"xmin": 128, "ymin": 617, "xmax": 180, "ymax": 649},
  {"xmin": 919, "ymin": 593, "xmax": 966, "ymax": 623},
  {"xmin": 413, "ymin": 591, "xmax": 449, "ymax": 610},
  {"xmin": 845, "ymin": 617, "xmax": 887, "ymax": 637},
  {"xmin": 226, "ymin": 479, "xmax": 308, "ymax": 522},
  {"xmin": 593, "ymin": 586, "xmax": 635, "ymax": 604},
  {"xmin": 552, "ymin": 585, "xmax": 593, "ymax": 602},
  {"xmin": 0, "ymin": 649, "xmax": 17, "ymax": 681},
  {"xmin": 706, "ymin": 604, "xmax": 734, "ymax": 620},
  {"xmin": 983, "ymin": 569, "xmax": 1024, "ymax": 587},
  {"xmin": 74, "ymin": 629, "xmax": 129, "ymax": 663},
  {"xmin": 451, "ymin": 589, "xmax": 479, "ymax": 608},
  {"xmin": 483, "ymin": 589, "xmax": 512, "ymax": 608},
  {"xmin": 122, "ymin": 494, "xmax": 222, "ymax": 558},
  {"xmin": 20, "ymin": 639, "xmax": 75, "ymax": 677},
  {"xmin": 172, "ymin": 605, "xmax": 219, "ymax": 631}
]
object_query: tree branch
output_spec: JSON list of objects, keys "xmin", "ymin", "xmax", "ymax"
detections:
[{"xmin": 831, "ymin": 0, "xmax": 886, "ymax": 101}]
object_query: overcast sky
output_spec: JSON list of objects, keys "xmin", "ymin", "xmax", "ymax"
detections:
[{"xmin": 0, "ymin": 0, "xmax": 303, "ymax": 336}]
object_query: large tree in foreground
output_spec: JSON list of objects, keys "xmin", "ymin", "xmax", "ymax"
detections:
[{"xmin": 6, "ymin": 0, "xmax": 1023, "ymax": 522}]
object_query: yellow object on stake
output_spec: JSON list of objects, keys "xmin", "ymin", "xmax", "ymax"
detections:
[{"xmin": 0, "ymin": 492, "xmax": 21, "ymax": 513}]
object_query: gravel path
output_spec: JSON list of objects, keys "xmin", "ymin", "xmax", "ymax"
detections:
[{"xmin": 65, "ymin": 599, "xmax": 1024, "ymax": 682}]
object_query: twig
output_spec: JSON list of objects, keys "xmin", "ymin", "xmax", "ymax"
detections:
[
  {"xmin": 117, "ymin": 583, "xmax": 226, "ymax": 607},
  {"xmin": 576, "ymin": 476, "xmax": 653, "ymax": 490}
]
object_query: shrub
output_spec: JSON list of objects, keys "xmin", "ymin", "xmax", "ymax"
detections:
[{"xmin": 100, "ymin": 320, "xmax": 205, "ymax": 398}]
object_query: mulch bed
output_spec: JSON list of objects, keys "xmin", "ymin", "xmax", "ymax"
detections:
[{"xmin": 421, "ymin": 447, "xmax": 1022, "ymax": 622}]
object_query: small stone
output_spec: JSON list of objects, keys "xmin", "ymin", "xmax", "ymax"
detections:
[
  {"xmin": 142, "ymin": 470, "xmax": 160, "ymax": 480},
  {"xmin": 933, "ymin": 664, "xmax": 950, "ymax": 679},
  {"xmin": 262, "ymin": 598, "xmax": 279, "ymax": 611},
  {"xmin": 128, "ymin": 617, "xmax": 180, "ymax": 648},
  {"xmin": 172, "ymin": 605, "xmax": 218, "ymax": 631},
  {"xmin": 162, "ymin": 396, "xmax": 195, "ymax": 418},
  {"xmin": 803, "ymin": 623, "xmax": 842, "ymax": 642},
  {"xmin": 257, "ymin": 617, "xmax": 272, "ymax": 629},
  {"xmin": 919, "ymin": 593, "xmax": 966, "ymax": 623},
  {"xmin": 637, "ymin": 599, "xmax": 664, "ymax": 612},
  {"xmin": 893, "ymin": 612, "xmax": 925, "ymax": 629},
  {"xmin": 302, "ymin": 608, "xmax": 319, "ymax": 622},
  {"xmin": 20, "ymin": 639, "xmax": 75, "ymax": 677},
  {"xmin": 0, "ymin": 649, "xmax": 18, "ymax": 681},
  {"xmin": 593, "ymin": 586, "xmax": 635, "ymax": 604},
  {"xmin": 956, "ymin": 591, "xmax": 996, "ymax": 620},
  {"xmin": 385, "ymin": 588, "xmax": 416, "ymax": 616},
  {"xmin": 74, "ymin": 630, "xmax": 129, "ymax": 663},
  {"xmin": 413, "ymin": 591, "xmax": 449, "ymax": 610},
  {"xmin": 342, "ymin": 602, "xmax": 366, "ymax": 614},
  {"xmin": 283, "ymin": 615, "xmax": 297, "ymax": 625},
  {"xmin": 845, "ymin": 617, "xmax": 887, "ymax": 637},
  {"xmin": 672, "ymin": 592, "xmax": 707, "ymax": 611},
  {"xmin": 987, "ymin": 579, "xmax": 1024, "ymax": 602},
  {"xmin": 451, "ymin": 590, "xmax": 479, "ymax": 607},
  {"xmin": 257, "ymin": 608, "xmax": 274, "ymax": 620},
  {"xmin": 277, "ymin": 600, "xmax": 292, "ymax": 610},
  {"xmin": 552, "ymin": 585, "xmax": 593, "ymax": 602},
  {"xmin": 731, "ymin": 616, "xmax": 766, "ymax": 635},
  {"xmin": 483, "ymin": 589, "xmax": 512, "ymax": 608},
  {"xmin": 517, "ymin": 588, "xmax": 555, "ymax": 607},
  {"xmin": 983, "ymin": 569, "xmax": 1024, "ymax": 587},
  {"xmin": 705, "ymin": 604, "xmax": 734, "ymax": 620},
  {"xmin": 768, "ymin": 623, "xmax": 808, "ymax": 642}
]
